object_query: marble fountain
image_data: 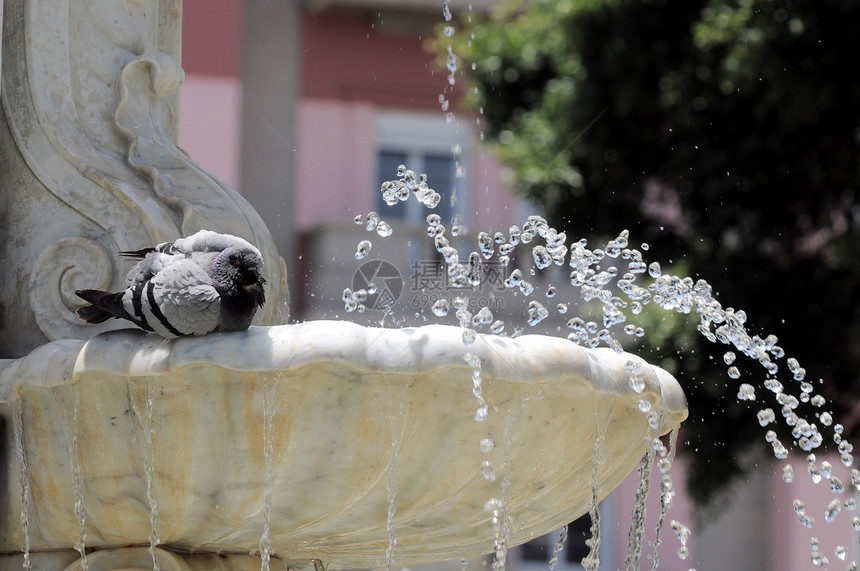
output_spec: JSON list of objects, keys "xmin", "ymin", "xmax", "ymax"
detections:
[{"xmin": 0, "ymin": 1, "xmax": 687, "ymax": 569}]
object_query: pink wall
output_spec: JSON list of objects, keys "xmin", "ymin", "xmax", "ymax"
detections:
[
  {"xmin": 302, "ymin": 11, "xmax": 451, "ymax": 111},
  {"xmin": 181, "ymin": 0, "xmax": 244, "ymax": 76},
  {"xmin": 178, "ymin": 76, "xmax": 243, "ymax": 189},
  {"xmin": 179, "ymin": 0, "xmax": 244, "ymax": 190},
  {"xmin": 296, "ymin": 99, "xmax": 376, "ymax": 231}
]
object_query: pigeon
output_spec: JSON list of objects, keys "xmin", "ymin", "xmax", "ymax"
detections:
[{"xmin": 75, "ymin": 230, "xmax": 266, "ymax": 338}]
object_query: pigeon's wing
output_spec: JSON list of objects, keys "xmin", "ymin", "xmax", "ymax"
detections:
[
  {"xmin": 173, "ymin": 229, "xmax": 262, "ymax": 257},
  {"xmin": 131, "ymin": 259, "xmax": 221, "ymax": 337},
  {"xmin": 123, "ymin": 251, "xmax": 176, "ymax": 287}
]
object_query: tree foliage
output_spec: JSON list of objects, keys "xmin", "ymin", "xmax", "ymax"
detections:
[{"xmin": 446, "ymin": 0, "xmax": 860, "ymax": 508}]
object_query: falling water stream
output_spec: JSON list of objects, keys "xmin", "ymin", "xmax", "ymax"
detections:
[
  {"xmin": 57, "ymin": 384, "xmax": 89, "ymax": 570},
  {"xmin": 651, "ymin": 428, "xmax": 680, "ymax": 571},
  {"xmin": 144, "ymin": 380, "xmax": 161, "ymax": 571},
  {"xmin": 260, "ymin": 380, "xmax": 277, "ymax": 571},
  {"xmin": 385, "ymin": 396, "xmax": 403, "ymax": 571},
  {"xmin": 13, "ymin": 400, "xmax": 32, "ymax": 570}
]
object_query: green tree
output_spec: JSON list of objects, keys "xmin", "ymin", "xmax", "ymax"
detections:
[{"xmin": 446, "ymin": 0, "xmax": 860, "ymax": 508}]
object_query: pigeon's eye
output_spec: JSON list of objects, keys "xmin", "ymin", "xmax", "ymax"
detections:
[{"xmin": 231, "ymin": 257, "xmax": 241, "ymax": 267}]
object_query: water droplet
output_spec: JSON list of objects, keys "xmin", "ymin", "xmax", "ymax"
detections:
[
  {"xmin": 474, "ymin": 406, "xmax": 488, "ymax": 422},
  {"xmin": 826, "ymin": 499, "xmax": 842, "ymax": 523},
  {"xmin": 737, "ymin": 383, "xmax": 755, "ymax": 400},
  {"xmin": 480, "ymin": 438, "xmax": 495, "ymax": 453},
  {"xmin": 628, "ymin": 372, "xmax": 646, "ymax": 394},
  {"xmin": 354, "ymin": 214, "xmax": 363, "ymax": 225},
  {"xmin": 783, "ymin": 464, "xmax": 795, "ymax": 483},
  {"xmin": 504, "ymin": 268, "xmax": 523, "ymax": 289},
  {"xmin": 481, "ymin": 460, "xmax": 496, "ymax": 482},
  {"xmin": 546, "ymin": 284, "xmax": 557, "ymax": 298},
  {"xmin": 794, "ymin": 499, "xmax": 806, "ymax": 514},
  {"xmin": 757, "ymin": 408, "xmax": 776, "ymax": 426},
  {"xmin": 474, "ymin": 306, "xmax": 493, "ymax": 326},
  {"xmin": 366, "ymin": 211, "xmax": 380, "ymax": 231},
  {"xmin": 556, "ymin": 303, "xmax": 568, "ymax": 314},
  {"xmin": 432, "ymin": 298, "xmax": 450, "ymax": 317},
  {"xmin": 355, "ymin": 240, "xmax": 372, "ymax": 260},
  {"xmin": 527, "ymin": 300, "xmax": 549, "ymax": 326},
  {"xmin": 490, "ymin": 320, "xmax": 504, "ymax": 334},
  {"xmin": 484, "ymin": 498, "xmax": 503, "ymax": 512},
  {"xmin": 648, "ymin": 262, "xmax": 661, "ymax": 278},
  {"xmin": 462, "ymin": 329, "xmax": 477, "ymax": 345},
  {"xmin": 376, "ymin": 220, "xmax": 393, "ymax": 237},
  {"xmin": 477, "ymin": 231, "xmax": 494, "ymax": 258},
  {"xmin": 532, "ymin": 245, "xmax": 551, "ymax": 269},
  {"xmin": 723, "ymin": 351, "xmax": 736, "ymax": 365}
]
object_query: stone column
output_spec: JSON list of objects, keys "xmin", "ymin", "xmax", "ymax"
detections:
[
  {"xmin": 240, "ymin": 0, "xmax": 301, "ymax": 299},
  {"xmin": 0, "ymin": 0, "xmax": 289, "ymax": 358}
]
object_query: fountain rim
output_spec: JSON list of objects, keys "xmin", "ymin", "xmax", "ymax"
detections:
[{"xmin": 1, "ymin": 320, "xmax": 688, "ymax": 426}]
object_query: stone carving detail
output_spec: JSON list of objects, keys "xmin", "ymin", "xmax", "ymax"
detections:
[
  {"xmin": 29, "ymin": 237, "xmax": 116, "ymax": 341},
  {"xmin": 0, "ymin": 0, "xmax": 288, "ymax": 357}
]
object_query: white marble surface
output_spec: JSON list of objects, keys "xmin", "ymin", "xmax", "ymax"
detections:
[{"xmin": 0, "ymin": 322, "xmax": 687, "ymax": 569}]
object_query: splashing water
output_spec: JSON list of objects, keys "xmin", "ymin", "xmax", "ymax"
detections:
[{"xmin": 359, "ymin": 2, "xmax": 860, "ymax": 565}]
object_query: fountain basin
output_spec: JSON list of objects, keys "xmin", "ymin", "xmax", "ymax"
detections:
[{"xmin": 0, "ymin": 321, "xmax": 687, "ymax": 569}]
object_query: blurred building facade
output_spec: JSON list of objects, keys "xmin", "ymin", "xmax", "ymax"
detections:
[{"xmin": 178, "ymin": 1, "xmax": 856, "ymax": 570}]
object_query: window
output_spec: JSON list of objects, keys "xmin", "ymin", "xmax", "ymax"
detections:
[{"xmin": 374, "ymin": 110, "xmax": 470, "ymax": 228}]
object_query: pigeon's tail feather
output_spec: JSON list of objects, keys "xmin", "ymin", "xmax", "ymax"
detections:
[
  {"xmin": 75, "ymin": 303, "xmax": 114, "ymax": 324},
  {"xmin": 75, "ymin": 289, "xmax": 127, "ymax": 323}
]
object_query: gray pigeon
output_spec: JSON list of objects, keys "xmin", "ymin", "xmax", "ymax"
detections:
[{"xmin": 75, "ymin": 230, "xmax": 266, "ymax": 337}]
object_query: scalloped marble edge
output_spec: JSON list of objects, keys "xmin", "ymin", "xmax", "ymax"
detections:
[{"xmin": 0, "ymin": 322, "xmax": 688, "ymax": 426}]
